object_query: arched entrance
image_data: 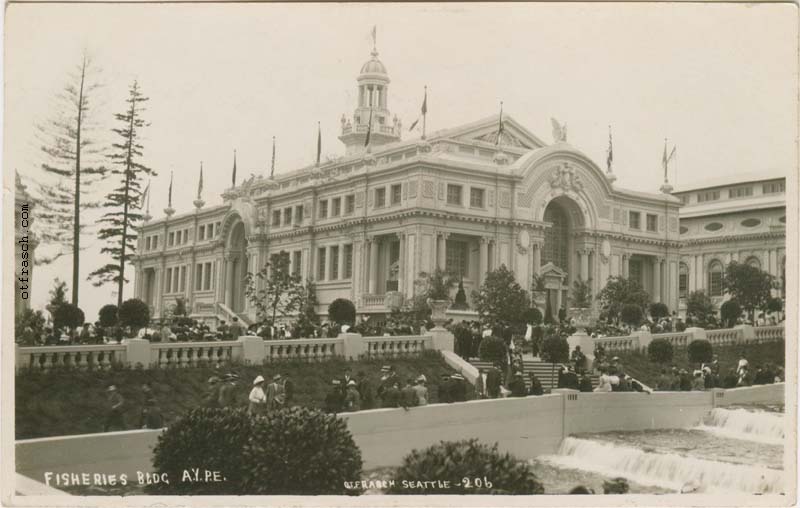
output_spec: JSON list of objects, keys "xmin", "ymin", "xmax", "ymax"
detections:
[
  {"xmin": 226, "ymin": 221, "xmax": 248, "ymax": 313},
  {"xmin": 541, "ymin": 196, "xmax": 582, "ymax": 311}
]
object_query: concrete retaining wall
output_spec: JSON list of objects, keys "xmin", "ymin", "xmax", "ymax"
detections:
[{"xmin": 16, "ymin": 384, "xmax": 785, "ymax": 489}]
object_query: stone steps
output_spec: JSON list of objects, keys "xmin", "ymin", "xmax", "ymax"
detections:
[{"xmin": 470, "ymin": 360, "xmax": 599, "ymax": 391}]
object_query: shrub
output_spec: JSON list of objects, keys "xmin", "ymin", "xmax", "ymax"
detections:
[
  {"xmin": 765, "ymin": 297, "xmax": 783, "ymax": 314},
  {"xmin": 720, "ymin": 299, "xmax": 741, "ymax": 328},
  {"xmin": 328, "ymin": 298, "xmax": 356, "ymax": 325},
  {"xmin": 149, "ymin": 407, "xmax": 255, "ymax": 494},
  {"xmin": 98, "ymin": 304, "xmax": 119, "ymax": 328},
  {"xmin": 52, "ymin": 303, "xmax": 85, "ymax": 331},
  {"xmin": 478, "ymin": 336, "xmax": 507, "ymax": 366},
  {"xmin": 647, "ymin": 338, "xmax": 674, "ymax": 364},
  {"xmin": 688, "ymin": 339, "xmax": 713, "ymax": 364},
  {"xmin": 522, "ymin": 307, "xmax": 543, "ymax": 325},
  {"xmin": 387, "ymin": 439, "xmax": 544, "ymax": 494},
  {"xmin": 241, "ymin": 407, "xmax": 362, "ymax": 495},
  {"xmin": 648, "ymin": 302, "xmax": 669, "ymax": 320},
  {"xmin": 15, "ymin": 309, "xmax": 46, "ymax": 344},
  {"xmin": 540, "ymin": 335, "xmax": 569, "ymax": 364},
  {"xmin": 620, "ymin": 304, "xmax": 643, "ymax": 327},
  {"xmin": 118, "ymin": 298, "xmax": 150, "ymax": 329}
]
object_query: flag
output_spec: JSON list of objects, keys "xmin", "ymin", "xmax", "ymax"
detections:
[
  {"xmin": 496, "ymin": 101, "xmax": 504, "ymax": 145},
  {"xmin": 197, "ymin": 162, "xmax": 203, "ymax": 199},
  {"xmin": 232, "ymin": 150, "xmax": 237, "ymax": 187},
  {"xmin": 667, "ymin": 145, "xmax": 677, "ymax": 164},
  {"xmin": 606, "ymin": 128, "xmax": 613, "ymax": 172},
  {"xmin": 141, "ymin": 181, "xmax": 150, "ymax": 210},
  {"xmin": 409, "ymin": 86, "xmax": 427, "ymax": 131},
  {"xmin": 364, "ymin": 108, "xmax": 373, "ymax": 147},
  {"xmin": 316, "ymin": 122, "xmax": 322, "ymax": 166},
  {"xmin": 167, "ymin": 171, "xmax": 173, "ymax": 207},
  {"xmin": 270, "ymin": 136, "xmax": 276, "ymax": 178}
]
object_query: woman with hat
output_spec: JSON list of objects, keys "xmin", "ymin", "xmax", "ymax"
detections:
[
  {"xmin": 248, "ymin": 375, "xmax": 267, "ymax": 415},
  {"xmin": 266, "ymin": 374, "xmax": 285, "ymax": 411},
  {"xmin": 344, "ymin": 380, "xmax": 361, "ymax": 412}
]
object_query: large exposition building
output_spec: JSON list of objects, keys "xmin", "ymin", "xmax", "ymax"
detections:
[{"xmin": 132, "ymin": 44, "xmax": 786, "ymax": 326}]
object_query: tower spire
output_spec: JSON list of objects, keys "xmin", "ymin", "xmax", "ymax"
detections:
[
  {"xmin": 194, "ymin": 162, "xmax": 205, "ymax": 209},
  {"xmin": 164, "ymin": 171, "xmax": 175, "ymax": 217},
  {"xmin": 231, "ymin": 149, "xmax": 237, "ymax": 188},
  {"xmin": 270, "ymin": 136, "xmax": 276, "ymax": 179}
]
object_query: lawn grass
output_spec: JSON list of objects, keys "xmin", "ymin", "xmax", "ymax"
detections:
[
  {"xmin": 614, "ymin": 340, "xmax": 785, "ymax": 387},
  {"xmin": 15, "ymin": 350, "xmax": 471, "ymax": 439}
]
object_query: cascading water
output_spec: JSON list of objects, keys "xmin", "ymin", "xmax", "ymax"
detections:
[
  {"xmin": 540, "ymin": 437, "xmax": 784, "ymax": 494},
  {"xmin": 695, "ymin": 408, "xmax": 784, "ymax": 445}
]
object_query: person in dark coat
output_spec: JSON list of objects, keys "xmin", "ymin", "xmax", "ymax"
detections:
[
  {"xmin": 679, "ymin": 369, "xmax": 693, "ymax": 391},
  {"xmin": 325, "ymin": 379, "xmax": 344, "ymax": 414},
  {"xmin": 104, "ymin": 385, "xmax": 125, "ymax": 432},
  {"xmin": 438, "ymin": 374, "xmax": 451, "ymax": 403},
  {"xmin": 528, "ymin": 373, "xmax": 544, "ymax": 395},
  {"xmin": 382, "ymin": 381, "xmax": 402, "ymax": 408},
  {"xmin": 448, "ymin": 374, "xmax": 467, "ymax": 402},
  {"xmin": 376, "ymin": 365, "xmax": 397, "ymax": 405},
  {"xmin": 485, "ymin": 364, "xmax": 502, "ymax": 399},
  {"xmin": 282, "ymin": 374, "xmax": 294, "ymax": 406},
  {"xmin": 570, "ymin": 346, "xmax": 587, "ymax": 374},
  {"xmin": 508, "ymin": 372, "xmax": 527, "ymax": 397},
  {"xmin": 400, "ymin": 379, "xmax": 418, "ymax": 409},
  {"xmin": 578, "ymin": 373, "xmax": 594, "ymax": 392},
  {"xmin": 357, "ymin": 370, "xmax": 375, "ymax": 409},
  {"xmin": 561, "ymin": 367, "xmax": 579, "ymax": 390}
]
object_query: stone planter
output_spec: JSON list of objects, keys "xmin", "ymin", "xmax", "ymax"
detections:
[
  {"xmin": 569, "ymin": 307, "xmax": 597, "ymax": 332},
  {"xmin": 532, "ymin": 292, "xmax": 547, "ymax": 312},
  {"xmin": 428, "ymin": 299, "xmax": 450, "ymax": 328}
]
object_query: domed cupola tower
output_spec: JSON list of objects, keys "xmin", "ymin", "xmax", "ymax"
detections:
[{"xmin": 339, "ymin": 42, "xmax": 402, "ymax": 155}]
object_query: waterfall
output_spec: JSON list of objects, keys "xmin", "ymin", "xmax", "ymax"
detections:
[
  {"xmin": 541, "ymin": 437, "xmax": 784, "ymax": 494},
  {"xmin": 696, "ymin": 408, "xmax": 784, "ymax": 445}
]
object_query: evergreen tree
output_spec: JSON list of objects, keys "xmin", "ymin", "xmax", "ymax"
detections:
[
  {"xmin": 722, "ymin": 261, "xmax": 774, "ymax": 323},
  {"xmin": 596, "ymin": 276, "xmax": 650, "ymax": 324},
  {"xmin": 245, "ymin": 251, "xmax": 304, "ymax": 325},
  {"xmin": 296, "ymin": 280, "xmax": 321, "ymax": 337},
  {"xmin": 472, "ymin": 265, "xmax": 530, "ymax": 334},
  {"xmin": 89, "ymin": 81, "xmax": 155, "ymax": 307},
  {"xmin": 36, "ymin": 52, "xmax": 107, "ymax": 306}
]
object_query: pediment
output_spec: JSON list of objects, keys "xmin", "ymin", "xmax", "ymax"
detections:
[
  {"xmin": 539, "ymin": 262, "xmax": 567, "ymax": 278},
  {"xmin": 433, "ymin": 114, "xmax": 546, "ymax": 150}
]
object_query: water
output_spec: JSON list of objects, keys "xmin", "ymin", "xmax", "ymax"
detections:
[{"xmin": 538, "ymin": 407, "xmax": 785, "ymax": 495}]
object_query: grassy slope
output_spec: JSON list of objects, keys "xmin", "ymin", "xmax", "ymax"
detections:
[
  {"xmin": 16, "ymin": 350, "xmax": 472, "ymax": 439},
  {"xmin": 615, "ymin": 340, "xmax": 785, "ymax": 387}
]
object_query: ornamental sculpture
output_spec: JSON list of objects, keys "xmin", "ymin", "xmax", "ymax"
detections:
[{"xmin": 548, "ymin": 165, "xmax": 583, "ymax": 193}]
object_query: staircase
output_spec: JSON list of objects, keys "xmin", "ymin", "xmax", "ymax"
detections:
[{"xmin": 470, "ymin": 359, "xmax": 598, "ymax": 392}]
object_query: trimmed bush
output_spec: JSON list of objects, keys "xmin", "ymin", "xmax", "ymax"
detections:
[
  {"xmin": 118, "ymin": 298, "xmax": 150, "ymax": 329},
  {"xmin": 522, "ymin": 307, "xmax": 543, "ymax": 325},
  {"xmin": 98, "ymin": 304, "xmax": 119, "ymax": 328},
  {"xmin": 149, "ymin": 407, "xmax": 255, "ymax": 494},
  {"xmin": 688, "ymin": 339, "xmax": 713, "ymax": 365},
  {"xmin": 478, "ymin": 336, "xmax": 507, "ymax": 366},
  {"xmin": 540, "ymin": 335, "xmax": 569, "ymax": 364},
  {"xmin": 648, "ymin": 302, "xmax": 669, "ymax": 320},
  {"xmin": 328, "ymin": 298, "xmax": 356, "ymax": 325},
  {"xmin": 620, "ymin": 303, "xmax": 643, "ymax": 327},
  {"xmin": 720, "ymin": 299, "xmax": 741, "ymax": 328},
  {"xmin": 52, "ymin": 303, "xmax": 85, "ymax": 331},
  {"xmin": 647, "ymin": 338, "xmax": 674, "ymax": 364},
  {"xmin": 241, "ymin": 407, "xmax": 362, "ymax": 495},
  {"xmin": 387, "ymin": 439, "xmax": 544, "ymax": 494}
]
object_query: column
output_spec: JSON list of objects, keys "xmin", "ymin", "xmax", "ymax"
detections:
[
  {"xmin": 579, "ymin": 249, "xmax": 589, "ymax": 281},
  {"xmin": 437, "ymin": 233, "xmax": 447, "ymax": 270},
  {"xmin": 688, "ymin": 256, "xmax": 696, "ymax": 292},
  {"xmin": 479, "ymin": 237, "xmax": 489, "ymax": 284},
  {"xmin": 696, "ymin": 254, "xmax": 705, "ymax": 290},
  {"xmin": 532, "ymin": 243, "xmax": 541, "ymax": 275},
  {"xmin": 555, "ymin": 286, "xmax": 562, "ymax": 310},
  {"xmin": 653, "ymin": 257, "xmax": 662, "ymax": 303},
  {"xmin": 588, "ymin": 249, "xmax": 595, "ymax": 283},
  {"xmin": 324, "ymin": 245, "xmax": 332, "ymax": 281},
  {"xmin": 338, "ymin": 243, "xmax": 346, "ymax": 283},
  {"xmin": 397, "ymin": 233, "xmax": 406, "ymax": 293},
  {"xmin": 622, "ymin": 254, "xmax": 629, "ymax": 279},
  {"xmin": 769, "ymin": 249, "xmax": 777, "ymax": 276},
  {"xmin": 225, "ymin": 256, "xmax": 234, "ymax": 307},
  {"xmin": 369, "ymin": 238, "xmax": 380, "ymax": 294}
]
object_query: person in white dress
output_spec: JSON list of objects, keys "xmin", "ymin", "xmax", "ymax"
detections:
[{"xmin": 248, "ymin": 375, "xmax": 267, "ymax": 415}]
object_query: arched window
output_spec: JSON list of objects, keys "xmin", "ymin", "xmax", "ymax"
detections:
[
  {"xmin": 543, "ymin": 202, "xmax": 569, "ymax": 271},
  {"xmin": 679, "ymin": 263, "xmax": 689, "ymax": 299},
  {"xmin": 708, "ymin": 260, "xmax": 724, "ymax": 297},
  {"xmin": 745, "ymin": 256, "xmax": 761, "ymax": 269}
]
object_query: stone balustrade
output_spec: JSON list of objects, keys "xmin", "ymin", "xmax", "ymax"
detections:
[
  {"xmin": 592, "ymin": 324, "xmax": 784, "ymax": 353},
  {"xmin": 15, "ymin": 332, "xmax": 451, "ymax": 372},
  {"xmin": 754, "ymin": 325, "xmax": 784, "ymax": 342}
]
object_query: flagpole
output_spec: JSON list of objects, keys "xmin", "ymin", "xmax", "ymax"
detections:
[
  {"xmin": 422, "ymin": 85, "xmax": 427, "ymax": 140},
  {"xmin": 271, "ymin": 136, "xmax": 276, "ymax": 179}
]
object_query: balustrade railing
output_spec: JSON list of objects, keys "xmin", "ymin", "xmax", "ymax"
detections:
[
  {"xmin": 706, "ymin": 328, "xmax": 742, "ymax": 347},
  {"xmin": 754, "ymin": 325, "xmax": 784, "ymax": 342},
  {"xmin": 361, "ymin": 294, "xmax": 386, "ymax": 307},
  {"xmin": 150, "ymin": 341, "xmax": 241, "ymax": 368},
  {"xmin": 651, "ymin": 331, "xmax": 691, "ymax": 348},
  {"xmin": 17, "ymin": 344, "xmax": 126, "ymax": 372},
  {"xmin": 592, "ymin": 336, "xmax": 639, "ymax": 352},
  {"xmin": 265, "ymin": 338, "xmax": 342, "ymax": 362},
  {"xmin": 364, "ymin": 335, "xmax": 431, "ymax": 358}
]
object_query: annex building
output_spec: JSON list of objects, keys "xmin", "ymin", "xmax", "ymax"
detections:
[{"xmin": 132, "ymin": 44, "xmax": 786, "ymax": 325}]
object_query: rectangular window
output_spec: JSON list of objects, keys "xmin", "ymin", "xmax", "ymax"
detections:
[
  {"xmin": 729, "ymin": 186, "xmax": 753, "ymax": 199},
  {"xmin": 629, "ymin": 259, "xmax": 642, "ymax": 286},
  {"xmin": 208, "ymin": 223, "xmax": 214, "ymax": 238},
  {"xmin": 272, "ymin": 210, "xmax": 281, "ymax": 227},
  {"xmin": 447, "ymin": 184, "xmax": 463, "ymax": 205},
  {"xmin": 345, "ymin": 194, "xmax": 355, "ymax": 214},
  {"xmin": 319, "ymin": 199, "xmax": 328, "ymax": 219},
  {"xmin": 153, "ymin": 236, "xmax": 158, "ymax": 249},
  {"xmin": 646, "ymin": 214, "xmax": 657, "ymax": 232},
  {"xmin": 204, "ymin": 262, "xmax": 213, "ymax": 290},
  {"xmin": 215, "ymin": 222, "xmax": 221, "ymax": 237},
  {"xmin": 709, "ymin": 271, "xmax": 723, "ymax": 297},
  {"xmin": 697, "ymin": 190, "xmax": 720, "ymax": 202},
  {"xmin": 331, "ymin": 197, "xmax": 341, "ymax": 217},
  {"xmin": 762, "ymin": 182, "xmax": 785, "ymax": 194},
  {"xmin": 292, "ymin": 251, "xmax": 302, "ymax": 276},
  {"xmin": 375, "ymin": 188, "xmax": 386, "ymax": 208},
  {"xmin": 445, "ymin": 240, "xmax": 468, "ymax": 277},
  {"xmin": 629, "ymin": 211, "xmax": 641, "ymax": 230},
  {"xmin": 195, "ymin": 263, "xmax": 203, "ymax": 291},
  {"xmin": 330, "ymin": 246, "xmax": 340, "ymax": 280},
  {"xmin": 391, "ymin": 184, "xmax": 402, "ymax": 205},
  {"xmin": 165, "ymin": 268, "xmax": 173, "ymax": 293},
  {"xmin": 679, "ymin": 272, "xmax": 688, "ymax": 299},
  {"xmin": 173, "ymin": 268, "xmax": 180, "ymax": 293},
  {"xmin": 470, "ymin": 187, "xmax": 485, "ymax": 208},
  {"xmin": 318, "ymin": 248, "xmax": 327, "ymax": 280},
  {"xmin": 284, "ymin": 207, "xmax": 292, "ymax": 226},
  {"xmin": 198, "ymin": 225, "xmax": 205, "ymax": 241},
  {"xmin": 146, "ymin": 237, "xmax": 151, "ymax": 250},
  {"xmin": 344, "ymin": 244, "xmax": 353, "ymax": 279},
  {"xmin": 295, "ymin": 205, "xmax": 304, "ymax": 223},
  {"xmin": 168, "ymin": 232, "xmax": 175, "ymax": 247},
  {"xmin": 179, "ymin": 266, "xmax": 186, "ymax": 292}
]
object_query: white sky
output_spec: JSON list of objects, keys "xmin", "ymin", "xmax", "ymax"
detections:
[{"xmin": 4, "ymin": 2, "xmax": 797, "ymax": 320}]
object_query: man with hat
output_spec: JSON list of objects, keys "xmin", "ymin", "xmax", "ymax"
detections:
[
  {"xmin": 357, "ymin": 370, "xmax": 375, "ymax": 410},
  {"xmin": 400, "ymin": 378, "xmax": 418, "ymax": 410},
  {"xmin": 438, "ymin": 373, "xmax": 452, "ymax": 403},
  {"xmin": 449, "ymin": 373, "xmax": 467, "ymax": 402},
  {"xmin": 266, "ymin": 374, "xmax": 285, "ymax": 411},
  {"xmin": 344, "ymin": 380, "xmax": 361, "ymax": 412},
  {"xmin": 508, "ymin": 371, "xmax": 527, "ymax": 397},
  {"xmin": 325, "ymin": 379, "xmax": 344, "ymax": 414},
  {"xmin": 104, "ymin": 385, "xmax": 125, "ymax": 432},
  {"xmin": 248, "ymin": 375, "xmax": 267, "ymax": 415},
  {"xmin": 218, "ymin": 373, "xmax": 240, "ymax": 408},
  {"xmin": 376, "ymin": 365, "xmax": 396, "ymax": 405},
  {"xmin": 412, "ymin": 375, "xmax": 429, "ymax": 406},
  {"xmin": 561, "ymin": 366, "xmax": 580, "ymax": 390},
  {"xmin": 485, "ymin": 363, "xmax": 502, "ymax": 399}
]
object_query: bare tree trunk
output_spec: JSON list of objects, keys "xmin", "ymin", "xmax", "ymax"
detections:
[{"xmin": 72, "ymin": 56, "xmax": 87, "ymax": 307}]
